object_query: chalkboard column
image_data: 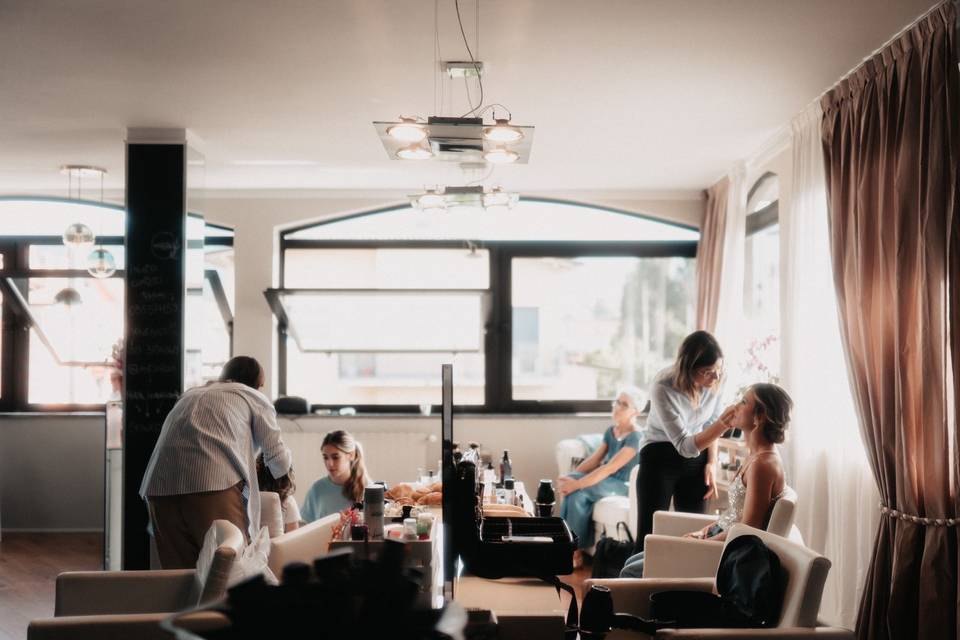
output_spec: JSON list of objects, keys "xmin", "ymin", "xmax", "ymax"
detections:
[{"xmin": 122, "ymin": 129, "xmax": 191, "ymax": 569}]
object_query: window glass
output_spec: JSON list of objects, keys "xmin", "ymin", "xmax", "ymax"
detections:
[
  {"xmin": 286, "ymin": 201, "xmax": 698, "ymax": 243},
  {"xmin": 283, "ymin": 248, "xmax": 489, "ymax": 289},
  {"xmin": 29, "ymin": 244, "xmax": 126, "ymax": 270},
  {"xmin": 26, "ymin": 278, "xmax": 123, "ymax": 404},
  {"xmin": 742, "ymin": 173, "xmax": 781, "ymax": 384},
  {"xmin": 0, "ymin": 200, "xmax": 124, "ymax": 236},
  {"xmin": 511, "ymin": 256, "xmax": 695, "ymax": 401}
]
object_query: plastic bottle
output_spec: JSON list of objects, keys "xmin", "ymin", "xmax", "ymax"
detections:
[
  {"xmin": 364, "ymin": 486, "xmax": 385, "ymax": 540},
  {"xmin": 499, "ymin": 450, "xmax": 513, "ymax": 482},
  {"xmin": 504, "ymin": 478, "xmax": 516, "ymax": 506}
]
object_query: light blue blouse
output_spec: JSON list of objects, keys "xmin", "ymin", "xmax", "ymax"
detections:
[
  {"xmin": 641, "ymin": 367, "xmax": 724, "ymax": 458},
  {"xmin": 301, "ymin": 476, "xmax": 354, "ymax": 523}
]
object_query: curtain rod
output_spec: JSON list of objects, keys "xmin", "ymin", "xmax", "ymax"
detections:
[{"xmin": 807, "ymin": 0, "xmax": 957, "ymax": 109}]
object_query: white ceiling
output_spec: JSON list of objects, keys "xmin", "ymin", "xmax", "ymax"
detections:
[{"xmin": 0, "ymin": 0, "xmax": 937, "ymax": 195}]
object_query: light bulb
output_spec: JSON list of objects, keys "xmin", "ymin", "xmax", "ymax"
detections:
[
  {"xmin": 417, "ymin": 191, "xmax": 447, "ymax": 211},
  {"xmin": 396, "ymin": 144, "xmax": 434, "ymax": 160},
  {"xmin": 482, "ymin": 188, "xmax": 515, "ymax": 209},
  {"xmin": 86, "ymin": 247, "xmax": 117, "ymax": 278},
  {"xmin": 63, "ymin": 223, "xmax": 95, "ymax": 248},
  {"xmin": 482, "ymin": 119, "xmax": 523, "ymax": 143},
  {"xmin": 387, "ymin": 118, "xmax": 428, "ymax": 143},
  {"xmin": 483, "ymin": 148, "xmax": 519, "ymax": 164}
]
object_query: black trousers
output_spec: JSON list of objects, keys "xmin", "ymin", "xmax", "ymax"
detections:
[{"xmin": 635, "ymin": 442, "xmax": 709, "ymax": 551}]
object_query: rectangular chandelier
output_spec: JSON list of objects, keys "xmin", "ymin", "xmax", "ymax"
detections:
[{"xmin": 373, "ymin": 116, "xmax": 534, "ymax": 164}]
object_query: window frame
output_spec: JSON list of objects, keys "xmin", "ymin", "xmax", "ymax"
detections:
[
  {"xmin": 0, "ymin": 199, "xmax": 235, "ymax": 413},
  {"xmin": 277, "ymin": 198, "xmax": 698, "ymax": 414}
]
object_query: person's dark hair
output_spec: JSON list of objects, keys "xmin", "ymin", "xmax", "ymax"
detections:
[
  {"xmin": 750, "ymin": 383, "xmax": 794, "ymax": 444},
  {"xmin": 219, "ymin": 356, "xmax": 264, "ymax": 389},
  {"xmin": 673, "ymin": 331, "xmax": 724, "ymax": 396},
  {"xmin": 256, "ymin": 454, "xmax": 296, "ymax": 503}
]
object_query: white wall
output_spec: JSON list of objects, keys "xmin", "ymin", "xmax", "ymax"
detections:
[
  {"xmin": 203, "ymin": 190, "xmax": 704, "ymax": 398},
  {"xmin": 0, "ymin": 414, "xmax": 105, "ymax": 531},
  {"xmin": 0, "ymin": 412, "xmax": 613, "ymax": 531}
]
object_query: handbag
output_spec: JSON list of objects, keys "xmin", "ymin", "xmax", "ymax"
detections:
[{"xmin": 590, "ymin": 521, "xmax": 635, "ymax": 579}]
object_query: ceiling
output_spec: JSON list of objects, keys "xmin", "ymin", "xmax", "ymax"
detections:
[{"xmin": 0, "ymin": 0, "xmax": 937, "ymax": 195}]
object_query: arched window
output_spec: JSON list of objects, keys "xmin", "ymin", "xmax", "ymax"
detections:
[
  {"xmin": 743, "ymin": 173, "xmax": 780, "ymax": 382},
  {"xmin": 272, "ymin": 198, "xmax": 700, "ymax": 412},
  {"xmin": 0, "ymin": 198, "xmax": 234, "ymax": 410}
]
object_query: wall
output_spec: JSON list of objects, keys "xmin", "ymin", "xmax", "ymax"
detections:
[
  {"xmin": 1, "ymin": 412, "xmax": 614, "ymax": 531},
  {"xmin": 0, "ymin": 414, "xmax": 105, "ymax": 531}
]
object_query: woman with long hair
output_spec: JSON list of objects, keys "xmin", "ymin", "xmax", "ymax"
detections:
[
  {"xmin": 301, "ymin": 430, "xmax": 371, "ymax": 522},
  {"xmin": 620, "ymin": 382, "xmax": 793, "ymax": 577},
  {"xmin": 633, "ymin": 331, "xmax": 738, "ymax": 552}
]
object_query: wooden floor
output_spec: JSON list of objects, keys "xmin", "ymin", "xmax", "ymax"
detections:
[{"xmin": 0, "ymin": 532, "xmax": 102, "ymax": 640}]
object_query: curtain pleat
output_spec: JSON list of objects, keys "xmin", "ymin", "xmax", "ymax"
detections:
[{"xmin": 695, "ymin": 177, "xmax": 729, "ymax": 333}]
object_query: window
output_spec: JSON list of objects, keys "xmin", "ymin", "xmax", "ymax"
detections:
[
  {"xmin": 275, "ymin": 199, "xmax": 699, "ymax": 412},
  {"xmin": 742, "ymin": 173, "xmax": 781, "ymax": 381},
  {"xmin": 0, "ymin": 198, "xmax": 233, "ymax": 411}
]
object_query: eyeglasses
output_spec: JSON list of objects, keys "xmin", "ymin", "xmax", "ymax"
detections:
[
  {"xmin": 612, "ymin": 399, "xmax": 633, "ymax": 410},
  {"xmin": 695, "ymin": 366, "xmax": 724, "ymax": 380}
]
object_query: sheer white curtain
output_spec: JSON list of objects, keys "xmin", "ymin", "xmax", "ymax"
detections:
[
  {"xmin": 779, "ymin": 104, "xmax": 879, "ymax": 629},
  {"xmin": 713, "ymin": 161, "xmax": 748, "ymax": 376}
]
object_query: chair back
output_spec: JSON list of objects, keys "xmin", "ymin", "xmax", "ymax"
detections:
[
  {"xmin": 193, "ymin": 519, "xmax": 245, "ymax": 605},
  {"xmin": 260, "ymin": 491, "xmax": 285, "ymax": 538},
  {"xmin": 765, "ymin": 485, "xmax": 798, "ymax": 537},
  {"xmin": 724, "ymin": 524, "xmax": 830, "ymax": 628},
  {"xmin": 627, "ymin": 464, "xmax": 640, "ymax": 539},
  {"xmin": 267, "ymin": 512, "xmax": 340, "ymax": 577}
]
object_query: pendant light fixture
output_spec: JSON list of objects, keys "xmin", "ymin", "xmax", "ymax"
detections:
[
  {"xmin": 59, "ymin": 165, "xmax": 117, "ymax": 278},
  {"xmin": 373, "ymin": 1, "xmax": 533, "ymax": 166}
]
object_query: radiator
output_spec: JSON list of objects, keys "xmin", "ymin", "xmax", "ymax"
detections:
[{"xmin": 282, "ymin": 430, "xmax": 433, "ymax": 508}]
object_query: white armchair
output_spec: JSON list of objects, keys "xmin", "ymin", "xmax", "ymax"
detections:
[
  {"xmin": 644, "ymin": 486, "xmax": 800, "ymax": 579},
  {"xmin": 28, "ymin": 520, "xmax": 245, "ymax": 640},
  {"xmin": 586, "ymin": 523, "xmax": 854, "ymax": 639},
  {"xmin": 267, "ymin": 512, "xmax": 340, "ymax": 577}
]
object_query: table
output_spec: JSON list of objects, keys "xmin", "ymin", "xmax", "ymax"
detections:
[{"xmin": 455, "ymin": 575, "xmax": 567, "ymax": 640}]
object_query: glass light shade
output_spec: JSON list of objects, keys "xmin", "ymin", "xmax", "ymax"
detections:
[
  {"xmin": 482, "ymin": 119, "xmax": 523, "ymax": 143},
  {"xmin": 482, "ymin": 188, "xmax": 515, "ymax": 209},
  {"xmin": 483, "ymin": 148, "xmax": 519, "ymax": 164},
  {"xmin": 86, "ymin": 247, "xmax": 117, "ymax": 278},
  {"xmin": 387, "ymin": 119, "xmax": 428, "ymax": 143},
  {"xmin": 417, "ymin": 192, "xmax": 447, "ymax": 211},
  {"xmin": 63, "ymin": 222, "xmax": 95, "ymax": 248},
  {"xmin": 53, "ymin": 287, "xmax": 83, "ymax": 306},
  {"xmin": 396, "ymin": 145, "xmax": 434, "ymax": 160}
]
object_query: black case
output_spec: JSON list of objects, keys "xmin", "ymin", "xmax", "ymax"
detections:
[{"xmin": 449, "ymin": 460, "xmax": 577, "ymax": 578}]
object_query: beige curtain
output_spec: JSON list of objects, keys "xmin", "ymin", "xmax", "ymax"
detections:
[
  {"xmin": 694, "ymin": 177, "xmax": 729, "ymax": 332},
  {"xmin": 820, "ymin": 3, "xmax": 960, "ymax": 638}
]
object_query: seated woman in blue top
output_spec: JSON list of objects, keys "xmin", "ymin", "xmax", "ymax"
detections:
[
  {"xmin": 558, "ymin": 387, "xmax": 643, "ymax": 566},
  {"xmin": 301, "ymin": 430, "xmax": 370, "ymax": 523}
]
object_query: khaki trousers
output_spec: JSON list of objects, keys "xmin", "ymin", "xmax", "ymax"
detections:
[{"xmin": 147, "ymin": 483, "xmax": 248, "ymax": 569}]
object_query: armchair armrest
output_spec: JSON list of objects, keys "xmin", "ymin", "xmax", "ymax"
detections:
[
  {"xmin": 643, "ymin": 535, "xmax": 724, "ymax": 578},
  {"xmin": 30, "ymin": 612, "xmax": 182, "ymax": 640},
  {"xmin": 55, "ymin": 570, "xmax": 197, "ymax": 616},
  {"xmin": 657, "ymin": 628, "xmax": 855, "ymax": 639},
  {"xmin": 652, "ymin": 511, "xmax": 716, "ymax": 537},
  {"xmin": 585, "ymin": 578, "xmax": 715, "ymax": 618}
]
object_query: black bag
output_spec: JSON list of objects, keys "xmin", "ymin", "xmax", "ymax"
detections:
[
  {"xmin": 648, "ymin": 534, "xmax": 785, "ymax": 629},
  {"xmin": 591, "ymin": 521, "xmax": 635, "ymax": 579}
]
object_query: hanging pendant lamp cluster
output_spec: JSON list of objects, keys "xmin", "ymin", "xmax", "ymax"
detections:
[{"xmin": 60, "ymin": 165, "xmax": 117, "ymax": 278}]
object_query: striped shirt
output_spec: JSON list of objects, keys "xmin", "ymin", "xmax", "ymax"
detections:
[{"xmin": 139, "ymin": 381, "xmax": 292, "ymax": 540}]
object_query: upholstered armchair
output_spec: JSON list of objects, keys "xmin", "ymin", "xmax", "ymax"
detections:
[
  {"xmin": 643, "ymin": 486, "xmax": 799, "ymax": 579},
  {"xmin": 260, "ymin": 491, "xmax": 285, "ymax": 537},
  {"xmin": 555, "ymin": 435, "xmax": 641, "ymax": 553},
  {"xmin": 28, "ymin": 520, "xmax": 245, "ymax": 640},
  {"xmin": 267, "ymin": 512, "xmax": 340, "ymax": 577},
  {"xmin": 586, "ymin": 523, "xmax": 854, "ymax": 639}
]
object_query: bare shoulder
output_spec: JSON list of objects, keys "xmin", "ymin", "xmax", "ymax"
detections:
[{"xmin": 745, "ymin": 452, "xmax": 785, "ymax": 490}]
